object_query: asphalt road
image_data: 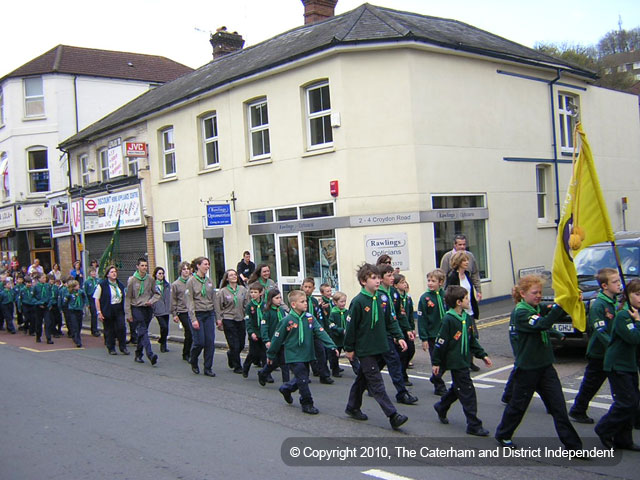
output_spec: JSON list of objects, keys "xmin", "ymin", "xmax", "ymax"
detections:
[{"xmin": 0, "ymin": 312, "xmax": 637, "ymax": 480}]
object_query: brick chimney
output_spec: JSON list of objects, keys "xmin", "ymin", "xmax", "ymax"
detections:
[
  {"xmin": 301, "ymin": 0, "xmax": 338, "ymax": 25},
  {"xmin": 210, "ymin": 27, "xmax": 245, "ymax": 59}
]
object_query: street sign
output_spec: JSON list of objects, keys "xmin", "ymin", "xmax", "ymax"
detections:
[
  {"xmin": 206, "ymin": 204, "xmax": 232, "ymax": 227},
  {"xmin": 85, "ymin": 199, "xmax": 97, "ymax": 212}
]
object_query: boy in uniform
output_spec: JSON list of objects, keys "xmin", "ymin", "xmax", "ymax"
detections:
[
  {"xmin": 432, "ymin": 286, "xmax": 492, "ymax": 436},
  {"xmin": 84, "ymin": 267, "xmax": 100, "ymax": 337},
  {"xmin": 344, "ymin": 263, "xmax": 409, "ymax": 430},
  {"xmin": 302, "ymin": 277, "xmax": 333, "ymax": 384},
  {"xmin": 33, "ymin": 273, "xmax": 53, "ymax": 344},
  {"xmin": 14, "ymin": 274, "xmax": 26, "ymax": 331},
  {"xmin": 318, "ymin": 283, "xmax": 333, "ymax": 322},
  {"xmin": 0, "ymin": 278, "xmax": 17, "ymax": 333},
  {"xmin": 267, "ymin": 290, "xmax": 338, "ymax": 414},
  {"xmin": 393, "ymin": 273, "xmax": 416, "ymax": 386},
  {"xmin": 243, "ymin": 282, "xmax": 266, "ymax": 377},
  {"xmin": 125, "ymin": 258, "xmax": 160, "ymax": 365},
  {"xmin": 417, "ymin": 269, "xmax": 448, "ymax": 396}
]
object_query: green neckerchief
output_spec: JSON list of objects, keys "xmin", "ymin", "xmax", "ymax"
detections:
[
  {"xmin": 378, "ymin": 285, "xmax": 396, "ymax": 317},
  {"xmin": 251, "ymin": 299, "xmax": 263, "ymax": 324},
  {"xmin": 290, "ymin": 309, "xmax": 307, "ymax": 345},
  {"xmin": 272, "ymin": 305, "xmax": 284, "ymax": 323},
  {"xmin": 70, "ymin": 290, "xmax": 83, "ymax": 309},
  {"xmin": 428, "ymin": 288, "xmax": 446, "ymax": 318},
  {"xmin": 322, "ymin": 296, "xmax": 333, "ymax": 309},
  {"xmin": 193, "ymin": 273, "xmax": 208, "ymax": 297},
  {"xmin": 108, "ymin": 281, "xmax": 121, "ymax": 301},
  {"xmin": 179, "ymin": 276, "xmax": 188, "ymax": 284},
  {"xmin": 259, "ymin": 278, "xmax": 269, "ymax": 289},
  {"xmin": 516, "ymin": 300, "xmax": 548, "ymax": 345},
  {"xmin": 331, "ymin": 305, "xmax": 347, "ymax": 329},
  {"xmin": 133, "ymin": 271, "xmax": 147, "ymax": 297},
  {"xmin": 227, "ymin": 285, "xmax": 238, "ymax": 307},
  {"xmin": 447, "ymin": 308, "xmax": 469, "ymax": 356},
  {"xmin": 307, "ymin": 296, "xmax": 315, "ymax": 316},
  {"xmin": 156, "ymin": 280, "xmax": 164, "ymax": 294},
  {"xmin": 597, "ymin": 291, "xmax": 616, "ymax": 307},
  {"xmin": 360, "ymin": 288, "xmax": 379, "ymax": 328}
]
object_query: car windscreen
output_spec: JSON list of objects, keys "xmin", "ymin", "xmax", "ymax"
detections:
[{"xmin": 574, "ymin": 245, "xmax": 639, "ymax": 277}]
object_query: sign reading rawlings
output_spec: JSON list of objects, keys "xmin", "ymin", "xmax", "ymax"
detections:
[{"xmin": 84, "ymin": 187, "xmax": 142, "ymax": 232}]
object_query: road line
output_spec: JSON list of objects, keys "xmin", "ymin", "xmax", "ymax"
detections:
[
  {"xmin": 473, "ymin": 383, "xmax": 494, "ymax": 389},
  {"xmin": 19, "ymin": 346, "xmax": 84, "ymax": 353},
  {"xmin": 473, "ymin": 363, "xmax": 513, "ymax": 380},
  {"xmin": 565, "ymin": 399, "xmax": 611, "ymax": 410},
  {"xmin": 477, "ymin": 317, "xmax": 509, "ymax": 329},
  {"xmin": 363, "ymin": 469, "xmax": 415, "ymax": 480}
]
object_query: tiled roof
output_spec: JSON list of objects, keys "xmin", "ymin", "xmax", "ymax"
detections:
[
  {"xmin": 60, "ymin": 3, "xmax": 597, "ymax": 148},
  {"xmin": 2, "ymin": 45, "xmax": 193, "ymax": 83}
]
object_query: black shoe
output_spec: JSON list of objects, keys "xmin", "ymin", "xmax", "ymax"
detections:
[
  {"xmin": 160, "ymin": 344, "xmax": 168, "ymax": 353},
  {"xmin": 302, "ymin": 404, "xmax": 319, "ymax": 415},
  {"xmin": 266, "ymin": 375, "xmax": 275, "ymax": 384},
  {"xmin": 242, "ymin": 367, "xmax": 249, "ymax": 378},
  {"xmin": 596, "ymin": 432, "xmax": 615, "ymax": 449},
  {"xmin": 279, "ymin": 387, "xmax": 293, "ymax": 404},
  {"xmin": 257, "ymin": 371, "xmax": 267, "ymax": 386},
  {"xmin": 320, "ymin": 376, "xmax": 334, "ymax": 385},
  {"xmin": 182, "ymin": 354, "xmax": 190, "ymax": 362},
  {"xmin": 109, "ymin": 350, "xmax": 117, "ymax": 355},
  {"xmin": 134, "ymin": 356, "xmax": 144, "ymax": 363},
  {"xmin": 233, "ymin": 367, "xmax": 243, "ymax": 374},
  {"xmin": 76, "ymin": 343, "xmax": 82, "ymax": 348},
  {"xmin": 501, "ymin": 396, "xmax": 511, "ymax": 405},
  {"xmin": 469, "ymin": 363, "xmax": 480, "ymax": 372},
  {"xmin": 345, "ymin": 407, "xmax": 368, "ymax": 421},
  {"xmin": 332, "ymin": 371, "xmax": 342, "ymax": 378},
  {"xmin": 615, "ymin": 443, "xmax": 640, "ymax": 451},
  {"xmin": 397, "ymin": 392, "xmax": 418, "ymax": 405},
  {"xmin": 389, "ymin": 412, "xmax": 408, "ymax": 430},
  {"xmin": 192, "ymin": 365, "xmax": 200, "ymax": 375},
  {"xmin": 434, "ymin": 403, "xmax": 448, "ymax": 424},
  {"xmin": 120, "ymin": 348, "xmax": 130, "ymax": 355},
  {"xmin": 10, "ymin": 330, "xmax": 16, "ymax": 334},
  {"xmin": 149, "ymin": 354, "xmax": 158, "ymax": 366},
  {"xmin": 467, "ymin": 427, "xmax": 490, "ymax": 437},
  {"xmin": 434, "ymin": 386, "xmax": 447, "ymax": 396},
  {"xmin": 495, "ymin": 437, "xmax": 516, "ymax": 449},
  {"xmin": 569, "ymin": 411, "xmax": 594, "ymax": 424},
  {"xmin": 46, "ymin": 340, "xmax": 54, "ymax": 345},
  {"xmin": 204, "ymin": 369, "xmax": 216, "ymax": 377}
]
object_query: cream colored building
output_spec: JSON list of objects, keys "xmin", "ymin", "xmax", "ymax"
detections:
[{"xmin": 61, "ymin": 3, "xmax": 640, "ymax": 300}]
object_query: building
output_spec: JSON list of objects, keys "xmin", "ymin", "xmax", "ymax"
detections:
[
  {"xmin": 60, "ymin": 1, "xmax": 640, "ymax": 299},
  {"xmin": 0, "ymin": 45, "xmax": 193, "ymax": 273}
]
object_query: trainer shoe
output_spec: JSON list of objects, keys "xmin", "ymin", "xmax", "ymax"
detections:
[{"xmin": 495, "ymin": 437, "xmax": 516, "ymax": 449}]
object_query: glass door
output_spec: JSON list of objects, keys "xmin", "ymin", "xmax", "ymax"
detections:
[{"xmin": 276, "ymin": 233, "xmax": 303, "ymax": 302}]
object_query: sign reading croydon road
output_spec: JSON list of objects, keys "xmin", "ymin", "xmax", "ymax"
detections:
[{"xmin": 206, "ymin": 204, "xmax": 232, "ymax": 227}]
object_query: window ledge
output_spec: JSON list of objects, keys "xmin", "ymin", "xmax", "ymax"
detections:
[
  {"xmin": 158, "ymin": 176, "xmax": 178, "ymax": 184},
  {"xmin": 198, "ymin": 165, "xmax": 221, "ymax": 175},
  {"xmin": 537, "ymin": 221, "xmax": 557, "ymax": 229},
  {"xmin": 245, "ymin": 157, "xmax": 272, "ymax": 168},
  {"xmin": 302, "ymin": 146, "xmax": 335, "ymax": 158},
  {"xmin": 22, "ymin": 115, "xmax": 46, "ymax": 122},
  {"xmin": 560, "ymin": 151, "xmax": 574, "ymax": 157}
]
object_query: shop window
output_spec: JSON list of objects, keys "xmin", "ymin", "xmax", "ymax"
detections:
[
  {"xmin": 303, "ymin": 230, "xmax": 338, "ymax": 290},
  {"xmin": 250, "ymin": 210, "xmax": 273, "ymax": 224},
  {"xmin": 251, "ymin": 234, "xmax": 277, "ymax": 282},
  {"xmin": 275, "ymin": 207, "xmax": 297, "ymax": 222},
  {"xmin": 300, "ymin": 203, "xmax": 334, "ymax": 219},
  {"xmin": 165, "ymin": 241, "xmax": 181, "ymax": 282},
  {"xmin": 206, "ymin": 237, "xmax": 226, "ymax": 288}
]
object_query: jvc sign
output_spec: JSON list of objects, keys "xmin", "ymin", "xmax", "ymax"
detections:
[{"xmin": 206, "ymin": 204, "xmax": 232, "ymax": 227}]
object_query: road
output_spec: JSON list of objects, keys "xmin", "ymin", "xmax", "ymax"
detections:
[{"xmin": 0, "ymin": 311, "xmax": 637, "ymax": 480}]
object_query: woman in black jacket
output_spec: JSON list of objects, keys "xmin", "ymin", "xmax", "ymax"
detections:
[{"xmin": 95, "ymin": 265, "xmax": 128, "ymax": 355}]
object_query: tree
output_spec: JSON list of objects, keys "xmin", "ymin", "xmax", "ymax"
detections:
[{"xmin": 597, "ymin": 27, "xmax": 640, "ymax": 56}]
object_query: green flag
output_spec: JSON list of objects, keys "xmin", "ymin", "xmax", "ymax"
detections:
[{"xmin": 98, "ymin": 216, "xmax": 121, "ymax": 277}]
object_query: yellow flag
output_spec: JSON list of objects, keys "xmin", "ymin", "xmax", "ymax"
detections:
[{"xmin": 552, "ymin": 123, "xmax": 614, "ymax": 332}]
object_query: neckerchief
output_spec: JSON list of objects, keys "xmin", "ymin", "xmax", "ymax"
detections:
[
  {"xmin": 447, "ymin": 308, "xmax": 469, "ymax": 356},
  {"xmin": 516, "ymin": 300, "xmax": 548, "ymax": 344},
  {"xmin": 251, "ymin": 299, "xmax": 263, "ymax": 325},
  {"xmin": 193, "ymin": 273, "xmax": 208, "ymax": 297},
  {"xmin": 179, "ymin": 276, "xmax": 188, "ymax": 284},
  {"xmin": 156, "ymin": 280, "xmax": 164, "ymax": 294},
  {"xmin": 272, "ymin": 305, "xmax": 284, "ymax": 323},
  {"xmin": 70, "ymin": 290, "xmax": 83, "ymax": 309},
  {"xmin": 307, "ymin": 296, "xmax": 315, "ymax": 317},
  {"xmin": 290, "ymin": 309, "xmax": 307, "ymax": 345},
  {"xmin": 360, "ymin": 288, "xmax": 379, "ymax": 328},
  {"xmin": 259, "ymin": 278, "xmax": 269, "ymax": 290},
  {"xmin": 331, "ymin": 306, "xmax": 347, "ymax": 329},
  {"xmin": 108, "ymin": 281, "xmax": 121, "ymax": 301},
  {"xmin": 133, "ymin": 271, "xmax": 147, "ymax": 297},
  {"xmin": 429, "ymin": 288, "xmax": 446, "ymax": 318},
  {"xmin": 322, "ymin": 296, "xmax": 334, "ymax": 309},
  {"xmin": 597, "ymin": 291, "xmax": 616, "ymax": 307},
  {"xmin": 227, "ymin": 285, "xmax": 238, "ymax": 307}
]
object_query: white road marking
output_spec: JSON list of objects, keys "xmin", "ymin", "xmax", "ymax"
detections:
[{"xmin": 363, "ymin": 469, "xmax": 415, "ymax": 480}]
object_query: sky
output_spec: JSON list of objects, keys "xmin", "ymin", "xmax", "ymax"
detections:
[{"xmin": 2, "ymin": 0, "xmax": 639, "ymax": 75}]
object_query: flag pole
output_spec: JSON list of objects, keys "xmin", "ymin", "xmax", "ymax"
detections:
[{"xmin": 610, "ymin": 241, "xmax": 628, "ymax": 303}]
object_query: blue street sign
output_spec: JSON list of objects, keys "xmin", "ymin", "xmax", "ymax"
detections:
[{"xmin": 206, "ymin": 204, "xmax": 232, "ymax": 227}]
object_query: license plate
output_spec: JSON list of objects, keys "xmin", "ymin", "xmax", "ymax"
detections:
[{"xmin": 553, "ymin": 323, "xmax": 574, "ymax": 333}]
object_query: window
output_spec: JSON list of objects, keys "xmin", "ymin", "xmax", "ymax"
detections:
[
  {"xmin": 250, "ymin": 202, "xmax": 334, "ymax": 224},
  {"xmin": 27, "ymin": 148, "xmax": 49, "ymax": 193},
  {"xmin": 536, "ymin": 164, "xmax": 551, "ymax": 221},
  {"xmin": 558, "ymin": 93, "xmax": 578, "ymax": 153},
  {"xmin": 306, "ymin": 82, "xmax": 332, "ymax": 148},
  {"xmin": 202, "ymin": 114, "xmax": 219, "ymax": 168},
  {"xmin": 79, "ymin": 154, "xmax": 90, "ymax": 186},
  {"xmin": 127, "ymin": 156, "xmax": 138, "ymax": 176},
  {"xmin": 0, "ymin": 152, "xmax": 8, "ymax": 200},
  {"xmin": 164, "ymin": 221, "xmax": 179, "ymax": 233},
  {"xmin": 161, "ymin": 127, "xmax": 176, "ymax": 176},
  {"xmin": 247, "ymin": 99, "xmax": 270, "ymax": 160},
  {"xmin": 98, "ymin": 148, "xmax": 109, "ymax": 181},
  {"xmin": 206, "ymin": 237, "xmax": 226, "ymax": 288},
  {"xmin": 24, "ymin": 77, "xmax": 45, "ymax": 117},
  {"xmin": 0, "ymin": 87, "xmax": 4, "ymax": 125}
]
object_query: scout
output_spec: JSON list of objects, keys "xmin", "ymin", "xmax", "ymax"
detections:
[
  {"xmin": 301, "ymin": 277, "xmax": 333, "ymax": 384},
  {"xmin": 125, "ymin": 258, "xmax": 160, "ymax": 365},
  {"xmin": 257, "ymin": 288, "xmax": 288, "ymax": 385},
  {"xmin": 243, "ymin": 282, "xmax": 266, "ymax": 378}
]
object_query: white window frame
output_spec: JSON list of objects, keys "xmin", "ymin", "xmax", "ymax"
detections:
[
  {"xmin": 247, "ymin": 99, "xmax": 270, "ymax": 161},
  {"xmin": 27, "ymin": 147, "xmax": 49, "ymax": 194},
  {"xmin": 98, "ymin": 148, "xmax": 109, "ymax": 182},
  {"xmin": 0, "ymin": 152, "xmax": 8, "ymax": 200},
  {"xmin": 558, "ymin": 93, "xmax": 578, "ymax": 153},
  {"xmin": 161, "ymin": 127, "xmax": 176, "ymax": 177},
  {"xmin": 79, "ymin": 154, "xmax": 90, "ymax": 186},
  {"xmin": 536, "ymin": 164, "xmax": 550, "ymax": 222},
  {"xmin": 23, "ymin": 77, "xmax": 45, "ymax": 117},
  {"xmin": 305, "ymin": 82, "xmax": 333, "ymax": 149},
  {"xmin": 0, "ymin": 87, "xmax": 5, "ymax": 125},
  {"xmin": 202, "ymin": 113, "xmax": 220, "ymax": 168}
]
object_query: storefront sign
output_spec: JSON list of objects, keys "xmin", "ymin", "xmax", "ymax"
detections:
[
  {"xmin": 84, "ymin": 187, "xmax": 142, "ymax": 232},
  {"xmin": 420, "ymin": 208, "xmax": 489, "ymax": 222},
  {"xmin": 108, "ymin": 143, "xmax": 124, "ymax": 178},
  {"xmin": 206, "ymin": 204, "xmax": 232, "ymax": 227},
  {"xmin": 364, "ymin": 232, "xmax": 410, "ymax": 270},
  {"xmin": 70, "ymin": 200, "xmax": 83, "ymax": 233},
  {"xmin": 0, "ymin": 206, "xmax": 15, "ymax": 230},
  {"xmin": 350, "ymin": 212, "xmax": 420, "ymax": 227},
  {"xmin": 50, "ymin": 196, "xmax": 71, "ymax": 238},
  {"xmin": 248, "ymin": 216, "xmax": 349, "ymax": 235},
  {"xmin": 16, "ymin": 203, "xmax": 52, "ymax": 229},
  {"xmin": 126, "ymin": 142, "xmax": 148, "ymax": 157}
]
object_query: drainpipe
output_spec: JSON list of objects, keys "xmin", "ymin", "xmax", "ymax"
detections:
[
  {"xmin": 73, "ymin": 75, "xmax": 79, "ymax": 133},
  {"xmin": 548, "ymin": 69, "xmax": 562, "ymax": 226}
]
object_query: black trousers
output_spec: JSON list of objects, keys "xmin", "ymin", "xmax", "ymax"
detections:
[
  {"xmin": 222, "ymin": 319, "xmax": 245, "ymax": 369},
  {"xmin": 495, "ymin": 365, "xmax": 582, "ymax": 449},
  {"xmin": 260, "ymin": 349, "xmax": 290, "ymax": 383},
  {"xmin": 243, "ymin": 337, "xmax": 266, "ymax": 374},
  {"xmin": 177, "ymin": 313, "xmax": 193, "ymax": 359},
  {"xmin": 595, "ymin": 370, "xmax": 639, "ymax": 448},
  {"xmin": 281, "ymin": 362, "xmax": 313, "ymax": 406},
  {"xmin": 88, "ymin": 302, "xmax": 99, "ymax": 335},
  {"xmin": 396, "ymin": 331, "xmax": 416, "ymax": 381},
  {"xmin": 154, "ymin": 314, "xmax": 169, "ymax": 345},
  {"xmin": 380, "ymin": 336, "xmax": 408, "ymax": 398},
  {"xmin": 436, "ymin": 368, "xmax": 482, "ymax": 429},
  {"xmin": 104, "ymin": 309, "xmax": 126, "ymax": 352},
  {"xmin": 310, "ymin": 336, "xmax": 330, "ymax": 379},
  {"xmin": 428, "ymin": 339, "xmax": 446, "ymax": 388},
  {"xmin": 347, "ymin": 355, "xmax": 397, "ymax": 417},
  {"xmin": 570, "ymin": 357, "xmax": 608, "ymax": 415}
]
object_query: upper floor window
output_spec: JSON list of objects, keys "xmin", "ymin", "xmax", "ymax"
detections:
[
  {"xmin": 27, "ymin": 148, "xmax": 49, "ymax": 193},
  {"xmin": 24, "ymin": 77, "xmax": 45, "ymax": 117},
  {"xmin": 247, "ymin": 99, "xmax": 270, "ymax": 160},
  {"xmin": 558, "ymin": 93, "xmax": 579, "ymax": 153},
  {"xmin": 536, "ymin": 164, "xmax": 551, "ymax": 222},
  {"xmin": 127, "ymin": 156, "xmax": 138, "ymax": 177},
  {"xmin": 98, "ymin": 148, "xmax": 109, "ymax": 181},
  {"xmin": 161, "ymin": 127, "xmax": 176, "ymax": 177},
  {"xmin": 0, "ymin": 152, "xmax": 9, "ymax": 200},
  {"xmin": 79, "ymin": 154, "xmax": 90, "ymax": 186},
  {"xmin": 0, "ymin": 87, "xmax": 5, "ymax": 125},
  {"xmin": 306, "ymin": 82, "xmax": 332, "ymax": 148},
  {"xmin": 202, "ymin": 114, "xmax": 219, "ymax": 168}
]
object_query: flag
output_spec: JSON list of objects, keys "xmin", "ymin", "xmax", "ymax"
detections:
[
  {"xmin": 552, "ymin": 123, "xmax": 614, "ymax": 331},
  {"xmin": 98, "ymin": 216, "xmax": 121, "ymax": 277}
]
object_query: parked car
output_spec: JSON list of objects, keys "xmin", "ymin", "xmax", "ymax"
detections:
[{"xmin": 546, "ymin": 231, "xmax": 640, "ymax": 347}]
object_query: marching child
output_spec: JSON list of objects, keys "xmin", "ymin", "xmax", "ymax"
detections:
[
  {"xmin": 47, "ymin": 275, "xmax": 62, "ymax": 337},
  {"xmin": 58, "ymin": 277, "xmax": 72, "ymax": 338},
  {"xmin": 0, "ymin": 278, "xmax": 17, "ymax": 333},
  {"xmin": 432, "ymin": 286, "xmax": 492, "ymax": 436},
  {"xmin": 64, "ymin": 280, "xmax": 88, "ymax": 348},
  {"xmin": 318, "ymin": 283, "xmax": 333, "ymax": 322},
  {"xmin": 393, "ymin": 273, "xmax": 416, "ymax": 386},
  {"xmin": 417, "ymin": 269, "xmax": 448, "ymax": 396},
  {"xmin": 267, "ymin": 290, "xmax": 338, "ymax": 414},
  {"xmin": 33, "ymin": 273, "xmax": 53, "ymax": 344},
  {"xmin": 327, "ymin": 291, "xmax": 359, "ymax": 376},
  {"xmin": 243, "ymin": 282, "xmax": 266, "ymax": 378},
  {"xmin": 84, "ymin": 267, "xmax": 100, "ymax": 337},
  {"xmin": 344, "ymin": 263, "xmax": 409, "ymax": 430},
  {"xmin": 14, "ymin": 274, "xmax": 27, "ymax": 331},
  {"xmin": 20, "ymin": 276, "xmax": 37, "ymax": 337},
  {"xmin": 257, "ymin": 289, "xmax": 289, "ymax": 385},
  {"xmin": 302, "ymin": 277, "xmax": 333, "ymax": 384}
]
